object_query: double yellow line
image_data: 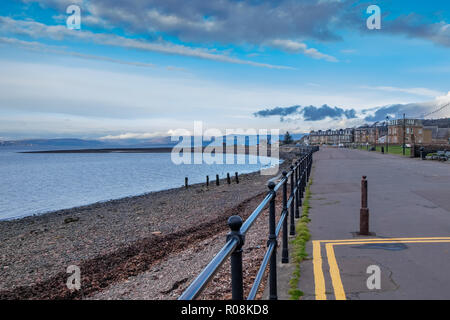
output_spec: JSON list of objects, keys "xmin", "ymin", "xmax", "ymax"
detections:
[{"xmin": 313, "ymin": 237, "xmax": 450, "ymax": 300}]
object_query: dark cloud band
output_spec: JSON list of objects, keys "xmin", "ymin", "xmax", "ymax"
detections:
[{"xmin": 253, "ymin": 104, "xmax": 357, "ymax": 121}]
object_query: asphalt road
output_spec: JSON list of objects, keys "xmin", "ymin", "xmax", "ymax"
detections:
[{"xmin": 298, "ymin": 146, "xmax": 450, "ymax": 300}]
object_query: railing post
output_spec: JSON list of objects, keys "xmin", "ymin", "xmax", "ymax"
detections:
[
  {"xmin": 227, "ymin": 216, "xmax": 245, "ymax": 300},
  {"xmin": 294, "ymin": 161, "xmax": 300, "ymax": 219},
  {"xmin": 289, "ymin": 165, "xmax": 295, "ymax": 236},
  {"xmin": 302, "ymin": 156, "xmax": 308, "ymax": 194},
  {"xmin": 298, "ymin": 161, "xmax": 303, "ymax": 207},
  {"xmin": 308, "ymin": 153, "xmax": 313, "ymax": 179},
  {"xmin": 268, "ymin": 181, "xmax": 277, "ymax": 300},
  {"xmin": 281, "ymin": 171, "xmax": 289, "ymax": 264}
]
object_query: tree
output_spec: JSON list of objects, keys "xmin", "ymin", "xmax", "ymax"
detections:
[{"xmin": 283, "ymin": 131, "xmax": 294, "ymax": 145}]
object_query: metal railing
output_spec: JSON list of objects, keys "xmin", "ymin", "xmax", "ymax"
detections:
[{"xmin": 178, "ymin": 146, "xmax": 319, "ymax": 300}]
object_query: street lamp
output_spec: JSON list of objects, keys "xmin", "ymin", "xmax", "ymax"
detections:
[{"xmin": 386, "ymin": 116, "xmax": 389, "ymax": 153}]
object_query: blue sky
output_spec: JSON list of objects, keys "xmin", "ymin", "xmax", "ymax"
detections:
[{"xmin": 0, "ymin": 0, "xmax": 449, "ymax": 140}]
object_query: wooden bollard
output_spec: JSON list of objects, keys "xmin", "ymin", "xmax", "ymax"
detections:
[
  {"xmin": 359, "ymin": 176, "xmax": 369, "ymax": 235},
  {"xmin": 216, "ymin": 174, "xmax": 220, "ymax": 186},
  {"xmin": 206, "ymin": 175, "xmax": 209, "ymax": 186},
  {"xmin": 185, "ymin": 177, "xmax": 188, "ymax": 189},
  {"xmin": 235, "ymin": 172, "xmax": 239, "ymax": 184},
  {"xmin": 227, "ymin": 173, "xmax": 231, "ymax": 184}
]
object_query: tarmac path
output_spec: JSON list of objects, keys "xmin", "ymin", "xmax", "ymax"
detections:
[{"xmin": 298, "ymin": 146, "xmax": 450, "ymax": 300}]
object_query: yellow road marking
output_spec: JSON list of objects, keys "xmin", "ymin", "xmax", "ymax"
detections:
[
  {"xmin": 325, "ymin": 243, "xmax": 347, "ymax": 300},
  {"xmin": 312, "ymin": 241, "xmax": 326, "ymax": 300},
  {"xmin": 316, "ymin": 237, "xmax": 450, "ymax": 243},
  {"xmin": 326, "ymin": 239, "xmax": 450, "ymax": 300},
  {"xmin": 311, "ymin": 237, "xmax": 450, "ymax": 300}
]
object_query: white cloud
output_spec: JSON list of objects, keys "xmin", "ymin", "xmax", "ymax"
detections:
[
  {"xmin": 99, "ymin": 132, "xmax": 168, "ymax": 140},
  {"xmin": 0, "ymin": 16, "xmax": 292, "ymax": 69},
  {"xmin": 268, "ymin": 39, "xmax": 338, "ymax": 62},
  {"xmin": 361, "ymin": 85, "xmax": 445, "ymax": 98}
]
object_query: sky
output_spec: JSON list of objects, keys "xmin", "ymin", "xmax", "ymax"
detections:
[{"xmin": 0, "ymin": 0, "xmax": 449, "ymax": 140}]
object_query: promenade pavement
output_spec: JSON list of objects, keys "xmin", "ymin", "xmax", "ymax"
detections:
[{"xmin": 295, "ymin": 146, "xmax": 450, "ymax": 300}]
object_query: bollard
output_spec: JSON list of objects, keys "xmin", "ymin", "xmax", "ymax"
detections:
[
  {"xmin": 360, "ymin": 176, "xmax": 370, "ymax": 235},
  {"xmin": 381, "ymin": 146, "xmax": 384, "ymax": 154},
  {"xmin": 289, "ymin": 165, "xmax": 296, "ymax": 236},
  {"xmin": 227, "ymin": 216, "xmax": 244, "ymax": 300},
  {"xmin": 206, "ymin": 175, "xmax": 209, "ymax": 186},
  {"xmin": 185, "ymin": 177, "xmax": 188, "ymax": 188},
  {"xmin": 227, "ymin": 173, "xmax": 231, "ymax": 184},
  {"xmin": 281, "ymin": 171, "xmax": 289, "ymax": 263},
  {"xmin": 216, "ymin": 174, "xmax": 220, "ymax": 186},
  {"xmin": 235, "ymin": 172, "xmax": 239, "ymax": 184},
  {"xmin": 267, "ymin": 182, "xmax": 278, "ymax": 300}
]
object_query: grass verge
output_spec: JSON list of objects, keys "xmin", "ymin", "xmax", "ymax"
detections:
[{"xmin": 288, "ymin": 177, "xmax": 312, "ymax": 300}]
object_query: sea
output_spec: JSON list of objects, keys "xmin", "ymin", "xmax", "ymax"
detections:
[{"xmin": 0, "ymin": 147, "xmax": 280, "ymax": 220}]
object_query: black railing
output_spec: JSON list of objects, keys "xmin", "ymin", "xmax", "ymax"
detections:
[{"xmin": 179, "ymin": 146, "xmax": 319, "ymax": 300}]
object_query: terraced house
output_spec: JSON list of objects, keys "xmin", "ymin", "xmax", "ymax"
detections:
[
  {"xmin": 308, "ymin": 118, "xmax": 450, "ymax": 146},
  {"xmin": 309, "ymin": 128, "xmax": 354, "ymax": 145}
]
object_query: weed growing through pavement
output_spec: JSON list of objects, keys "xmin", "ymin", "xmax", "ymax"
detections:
[{"xmin": 288, "ymin": 176, "xmax": 313, "ymax": 300}]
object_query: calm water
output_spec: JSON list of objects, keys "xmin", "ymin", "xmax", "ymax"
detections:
[{"xmin": 0, "ymin": 149, "xmax": 279, "ymax": 220}]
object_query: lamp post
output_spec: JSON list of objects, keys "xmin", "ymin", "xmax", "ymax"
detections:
[
  {"xmin": 403, "ymin": 113, "xmax": 406, "ymax": 156},
  {"xmin": 386, "ymin": 116, "xmax": 389, "ymax": 153}
]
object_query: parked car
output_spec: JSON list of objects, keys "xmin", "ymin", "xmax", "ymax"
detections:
[
  {"xmin": 425, "ymin": 151, "xmax": 450, "ymax": 161},
  {"xmin": 437, "ymin": 151, "xmax": 450, "ymax": 161}
]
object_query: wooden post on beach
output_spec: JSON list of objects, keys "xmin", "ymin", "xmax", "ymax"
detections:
[
  {"xmin": 185, "ymin": 177, "xmax": 188, "ymax": 188},
  {"xmin": 216, "ymin": 174, "xmax": 220, "ymax": 186},
  {"xmin": 227, "ymin": 173, "xmax": 231, "ymax": 184},
  {"xmin": 235, "ymin": 172, "xmax": 239, "ymax": 184},
  {"xmin": 206, "ymin": 175, "xmax": 209, "ymax": 186}
]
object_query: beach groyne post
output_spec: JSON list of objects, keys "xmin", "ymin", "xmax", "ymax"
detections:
[
  {"xmin": 227, "ymin": 173, "xmax": 231, "ymax": 184},
  {"xmin": 268, "ymin": 181, "xmax": 278, "ymax": 300},
  {"xmin": 185, "ymin": 177, "xmax": 188, "ymax": 188},
  {"xmin": 206, "ymin": 175, "xmax": 209, "ymax": 186},
  {"xmin": 227, "ymin": 215, "xmax": 244, "ymax": 300},
  {"xmin": 359, "ymin": 176, "xmax": 370, "ymax": 235},
  {"xmin": 289, "ymin": 165, "xmax": 296, "ymax": 236},
  {"xmin": 235, "ymin": 172, "xmax": 239, "ymax": 184},
  {"xmin": 216, "ymin": 174, "xmax": 220, "ymax": 186},
  {"xmin": 281, "ymin": 171, "xmax": 289, "ymax": 263}
]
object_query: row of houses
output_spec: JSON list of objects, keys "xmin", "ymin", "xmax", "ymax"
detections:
[{"xmin": 308, "ymin": 118, "xmax": 450, "ymax": 146}]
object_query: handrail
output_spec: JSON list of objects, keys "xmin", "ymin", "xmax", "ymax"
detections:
[
  {"xmin": 178, "ymin": 145, "xmax": 319, "ymax": 300},
  {"xmin": 247, "ymin": 241, "xmax": 276, "ymax": 300},
  {"xmin": 178, "ymin": 238, "xmax": 239, "ymax": 300}
]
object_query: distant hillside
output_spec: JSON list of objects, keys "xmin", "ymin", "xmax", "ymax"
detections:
[{"xmin": 0, "ymin": 139, "xmax": 107, "ymax": 148}]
